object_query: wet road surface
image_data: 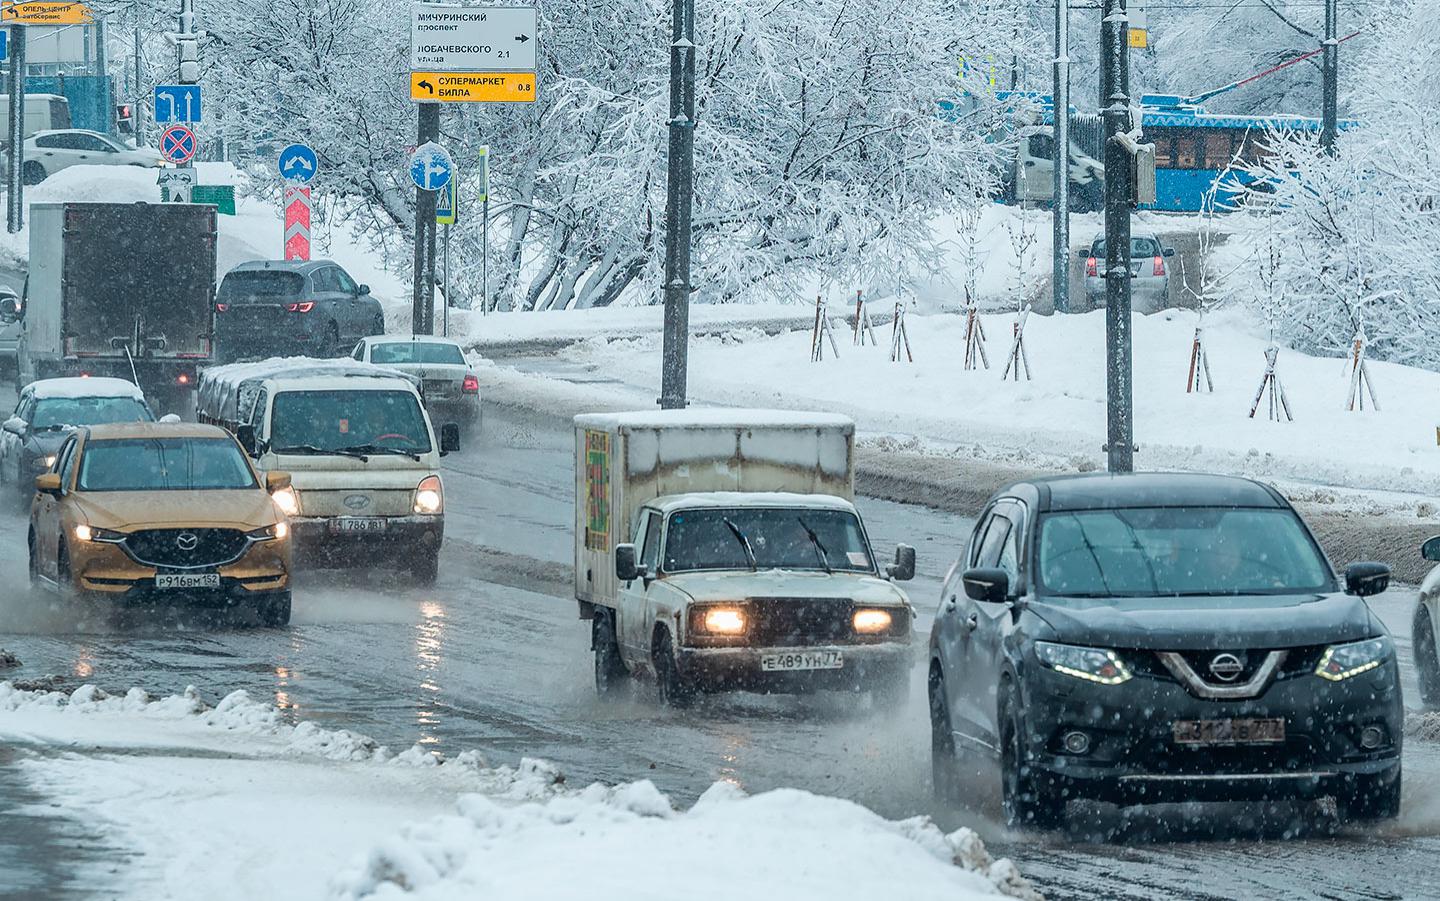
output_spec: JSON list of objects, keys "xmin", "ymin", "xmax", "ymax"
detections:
[{"xmin": 2, "ymin": 401, "xmax": 1439, "ymax": 900}]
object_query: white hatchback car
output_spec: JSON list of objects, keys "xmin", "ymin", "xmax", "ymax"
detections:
[
  {"xmin": 351, "ymin": 335, "xmax": 481, "ymax": 428},
  {"xmin": 21, "ymin": 129, "xmax": 164, "ymax": 184}
]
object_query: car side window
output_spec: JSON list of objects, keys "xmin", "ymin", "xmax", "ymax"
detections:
[
  {"xmin": 351, "ymin": 343, "xmax": 365, "ymax": 361},
  {"xmin": 77, "ymin": 134, "xmax": 111, "ymax": 152},
  {"xmin": 248, "ymin": 388, "xmax": 268, "ymax": 432},
  {"xmin": 974, "ymin": 514, "xmax": 1012, "ymax": 569},
  {"xmin": 56, "ymin": 436, "xmax": 78, "ymax": 485},
  {"xmin": 34, "ymin": 134, "xmax": 61, "ymax": 149},
  {"xmin": 332, "ymin": 268, "xmax": 359, "ymax": 294},
  {"xmin": 997, "ymin": 527, "xmax": 1020, "ymax": 589},
  {"xmin": 639, "ymin": 512, "xmax": 663, "ymax": 573}
]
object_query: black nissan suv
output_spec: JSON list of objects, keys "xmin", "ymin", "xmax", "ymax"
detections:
[{"xmin": 929, "ymin": 473, "xmax": 1401, "ymax": 830}]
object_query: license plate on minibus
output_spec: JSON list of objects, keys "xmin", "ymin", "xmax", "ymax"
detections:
[
  {"xmin": 1173, "ymin": 718, "xmax": 1285, "ymax": 746},
  {"xmin": 155, "ymin": 573, "xmax": 220, "ymax": 590},
  {"xmin": 330, "ymin": 517, "xmax": 387, "ymax": 534},
  {"xmin": 761, "ymin": 651, "xmax": 844, "ymax": 672}
]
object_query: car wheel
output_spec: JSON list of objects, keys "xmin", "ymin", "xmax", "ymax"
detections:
[
  {"xmin": 930, "ymin": 666, "xmax": 963, "ymax": 804},
  {"xmin": 1415, "ymin": 606, "xmax": 1440, "ymax": 708},
  {"xmin": 56, "ymin": 540, "xmax": 74, "ymax": 594},
  {"xmin": 1337, "ymin": 764, "xmax": 1402, "ymax": 823},
  {"xmin": 258, "ymin": 590, "xmax": 292, "ymax": 627},
  {"xmin": 1000, "ymin": 683, "xmax": 1065, "ymax": 831},
  {"xmin": 653, "ymin": 628, "xmax": 696, "ymax": 708},
  {"xmin": 410, "ymin": 547, "xmax": 440, "ymax": 586},
  {"xmin": 592, "ymin": 608, "xmax": 628, "ymax": 696},
  {"xmin": 27, "ymin": 529, "xmax": 38, "ymax": 586},
  {"xmin": 21, "ymin": 161, "xmax": 45, "ymax": 186}
]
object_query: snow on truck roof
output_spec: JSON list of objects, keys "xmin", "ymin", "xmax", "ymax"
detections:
[
  {"xmin": 574, "ymin": 409, "xmax": 854, "ymax": 431},
  {"xmin": 647, "ymin": 492, "xmax": 858, "ymax": 514},
  {"xmin": 197, "ymin": 356, "xmax": 421, "ymax": 422},
  {"xmin": 26, "ymin": 377, "xmax": 145, "ymax": 400}
]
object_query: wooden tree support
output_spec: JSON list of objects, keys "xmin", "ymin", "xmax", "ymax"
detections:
[
  {"xmin": 962, "ymin": 290, "xmax": 989, "ymax": 371},
  {"xmin": 1249, "ymin": 343, "xmax": 1293, "ymax": 421},
  {"xmin": 1344, "ymin": 329, "xmax": 1380, "ymax": 412},
  {"xmin": 889, "ymin": 303, "xmax": 913, "ymax": 362},
  {"xmin": 852, "ymin": 290, "xmax": 877, "ymax": 346},
  {"xmin": 810, "ymin": 296, "xmax": 840, "ymax": 362},
  {"xmin": 1186, "ymin": 324, "xmax": 1213, "ymax": 393},
  {"xmin": 1002, "ymin": 308, "xmax": 1032, "ymax": 381}
]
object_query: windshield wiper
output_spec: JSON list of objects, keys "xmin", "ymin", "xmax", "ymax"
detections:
[
  {"xmin": 722, "ymin": 517, "xmax": 758, "ymax": 572},
  {"xmin": 797, "ymin": 517, "xmax": 832, "ymax": 574},
  {"xmin": 336, "ymin": 444, "xmax": 423, "ymax": 462},
  {"xmin": 33, "ymin": 424, "xmax": 73, "ymax": 432},
  {"xmin": 271, "ymin": 444, "xmax": 369, "ymax": 461}
]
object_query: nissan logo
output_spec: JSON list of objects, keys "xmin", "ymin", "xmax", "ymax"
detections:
[
  {"xmin": 1208, "ymin": 653, "xmax": 1245, "ymax": 682},
  {"xmin": 344, "ymin": 494, "xmax": 371, "ymax": 511},
  {"xmin": 175, "ymin": 532, "xmax": 199, "ymax": 551}
]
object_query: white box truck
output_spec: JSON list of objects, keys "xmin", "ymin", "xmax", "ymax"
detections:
[{"xmin": 575, "ymin": 410, "xmax": 916, "ymax": 706}]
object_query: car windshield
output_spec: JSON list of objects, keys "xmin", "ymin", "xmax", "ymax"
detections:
[
  {"xmin": 1036, "ymin": 507, "xmax": 1333, "ymax": 597},
  {"xmin": 77, "ymin": 438, "xmax": 256, "ymax": 491},
  {"xmin": 218, "ymin": 271, "xmax": 304, "ymax": 301},
  {"xmin": 32, "ymin": 396, "xmax": 152, "ymax": 429},
  {"xmin": 369, "ymin": 342, "xmax": 465, "ymax": 365},
  {"xmin": 1091, "ymin": 237, "xmax": 1162, "ymax": 258},
  {"xmin": 270, "ymin": 389, "xmax": 431, "ymax": 453},
  {"xmin": 663, "ymin": 507, "xmax": 874, "ymax": 573}
]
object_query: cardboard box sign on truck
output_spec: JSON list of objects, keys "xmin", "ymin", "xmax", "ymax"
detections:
[{"xmin": 574, "ymin": 410, "xmax": 916, "ymax": 707}]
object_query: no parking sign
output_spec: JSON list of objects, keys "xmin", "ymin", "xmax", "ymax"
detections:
[{"xmin": 159, "ymin": 125, "xmax": 198, "ymax": 165}]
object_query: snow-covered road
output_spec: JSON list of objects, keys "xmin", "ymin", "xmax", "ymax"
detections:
[{"xmin": 3, "ymin": 402, "xmax": 1439, "ymax": 899}]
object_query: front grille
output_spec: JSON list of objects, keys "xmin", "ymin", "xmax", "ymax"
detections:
[
  {"xmin": 124, "ymin": 528, "xmax": 249, "ymax": 569},
  {"xmin": 741, "ymin": 597, "xmax": 908, "ymax": 647},
  {"xmin": 1128, "ymin": 645, "xmax": 1326, "ymax": 686}
]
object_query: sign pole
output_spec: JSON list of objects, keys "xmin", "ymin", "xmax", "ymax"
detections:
[
  {"xmin": 442, "ymin": 222, "xmax": 450, "ymax": 336},
  {"xmin": 412, "ymin": 106, "xmax": 440, "ymax": 335},
  {"xmin": 478, "ymin": 144, "xmax": 489, "ymax": 314},
  {"xmin": 659, "ymin": 0, "xmax": 697, "ymax": 409},
  {"xmin": 6, "ymin": 24, "xmax": 24, "ymax": 234}
]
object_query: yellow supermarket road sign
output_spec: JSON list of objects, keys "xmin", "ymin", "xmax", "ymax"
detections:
[
  {"xmin": 2, "ymin": 1, "xmax": 92, "ymax": 24},
  {"xmin": 410, "ymin": 71, "xmax": 535, "ymax": 103}
]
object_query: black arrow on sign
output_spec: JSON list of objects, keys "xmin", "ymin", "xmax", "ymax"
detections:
[
  {"xmin": 515, "ymin": 34, "xmax": 530, "ymax": 43},
  {"xmin": 418, "ymin": 79, "xmax": 435, "ymax": 94}
]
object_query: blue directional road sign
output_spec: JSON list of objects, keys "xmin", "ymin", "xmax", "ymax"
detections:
[
  {"xmin": 154, "ymin": 84, "xmax": 202, "ymax": 123},
  {"xmin": 0, "ymin": 32, "xmax": 8, "ymax": 63},
  {"xmin": 409, "ymin": 142, "xmax": 453, "ymax": 193},
  {"xmin": 278, "ymin": 143, "xmax": 319, "ymax": 184}
]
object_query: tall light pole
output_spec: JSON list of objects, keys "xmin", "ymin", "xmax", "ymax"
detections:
[
  {"xmin": 658, "ymin": 0, "xmax": 696, "ymax": 409},
  {"xmin": 6, "ymin": 25, "xmax": 25, "ymax": 235},
  {"xmin": 1320, "ymin": 0, "xmax": 1338, "ymax": 152},
  {"xmin": 1051, "ymin": 0, "xmax": 1071, "ymax": 314},
  {"xmin": 1101, "ymin": 0, "xmax": 1133, "ymax": 473}
]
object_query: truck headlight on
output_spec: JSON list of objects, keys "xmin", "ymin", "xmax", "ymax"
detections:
[
  {"xmin": 413, "ymin": 475, "xmax": 443, "ymax": 514},
  {"xmin": 271, "ymin": 486, "xmax": 300, "ymax": 516},
  {"xmin": 1315, "ymin": 637, "xmax": 1392, "ymax": 681},
  {"xmin": 853, "ymin": 608, "xmax": 894, "ymax": 634},
  {"xmin": 1035, "ymin": 641, "xmax": 1132, "ymax": 685},
  {"xmin": 696, "ymin": 606, "xmax": 747, "ymax": 635}
]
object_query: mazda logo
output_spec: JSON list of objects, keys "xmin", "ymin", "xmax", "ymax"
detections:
[
  {"xmin": 1208, "ymin": 653, "xmax": 1245, "ymax": 682},
  {"xmin": 344, "ymin": 494, "xmax": 371, "ymax": 510},
  {"xmin": 175, "ymin": 532, "xmax": 199, "ymax": 551}
]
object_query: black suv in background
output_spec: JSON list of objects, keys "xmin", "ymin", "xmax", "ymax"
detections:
[
  {"xmin": 929, "ymin": 473, "xmax": 1401, "ymax": 830},
  {"xmin": 214, "ymin": 260, "xmax": 384, "ymax": 362}
]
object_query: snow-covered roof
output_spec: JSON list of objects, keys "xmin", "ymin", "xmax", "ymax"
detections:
[
  {"xmin": 575, "ymin": 409, "xmax": 854, "ymax": 431},
  {"xmin": 27, "ymin": 376, "xmax": 144, "ymax": 400},
  {"xmin": 197, "ymin": 356, "xmax": 420, "ymax": 422},
  {"xmin": 648, "ymin": 491, "xmax": 858, "ymax": 514}
]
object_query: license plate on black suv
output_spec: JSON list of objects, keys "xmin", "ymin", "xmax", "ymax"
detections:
[{"xmin": 1173, "ymin": 718, "xmax": 1285, "ymax": 746}]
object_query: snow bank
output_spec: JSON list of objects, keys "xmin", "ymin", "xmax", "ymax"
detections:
[{"xmin": 0, "ymin": 682, "xmax": 1036, "ymax": 901}]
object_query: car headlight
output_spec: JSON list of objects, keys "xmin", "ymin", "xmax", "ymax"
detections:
[
  {"xmin": 247, "ymin": 522, "xmax": 289, "ymax": 542},
  {"xmin": 38, "ymin": 454, "xmax": 56, "ymax": 469},
  {"xmin": 1035, "ymin": 641, "xmax": 1132, "ymax": 685},
  {"xmin": 271, "ymin": 486, "xmax": 299, "ymax": 516},
  {"xmin": 853, "ymin": 608, "xmax": 894, "ymax": 634},
  {"xmin": 413, "ymin": 475, "xmax": 442, "ymax": 514},
  {"xmin": 1315, "ymin": 637, "xmax": 1392, "ymax": 681},
  {"xmin": 695, "ymin": 606, "xmax": 747, "ymax": 635},
  {"xmin": 73, "ymin": 524, "xmax": 125, "ymax": 543}
]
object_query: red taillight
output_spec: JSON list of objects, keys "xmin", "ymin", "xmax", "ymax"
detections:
[
  {"xmin": 1085, "ymin": 256, "xmax": 1098, "ymax": 277},
  {"xmin": 215, "ymin": 303, "xmax": 229, "ymax": 312},
  {"xmin": 286, "ymin": 301, "xmax": 315, "ymax": 313},
  {"xmin": 176, "ymin": 373, "xmax": 191, "ymax": 385},
  {"xmin": 462, "ymin": 374, "xmax": 479, "ymax": 394},
  {"xmin": 1152, "ymin": 255, "xmax": 1165, "ymax": 276}
]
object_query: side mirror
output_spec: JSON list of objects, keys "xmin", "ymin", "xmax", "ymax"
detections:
[
  {"xmin": 962, "ymin": 567, "xmax": 1010, "ymax": 604},
  {"xmin": 615, "ymin": 543, "xmax": 641, "ymax": 583},
  {"xmin": 886, "ymin": 543, "xmax": 916, "ymax": 581},
  {"xmin": 266, "ymin": 471, "xmax": 292, "ymax": 492},
  {"xmin": 2, "ymin": 416, "xmax": 24, "ymax": 436},
  {"xmin": 34, "ymin": 472, "xmax": 61, "ymax": 496},
  {"xmin": 439, "ymin": 422, "xmax": 461, "ymax": 455},
  {"xmin": 0, "ymin": 294, "xmax": 19, "ymax": 323},
  {"xmin": 1422, "ymin": 536, "xmax": 1440, "ymax": 562},
  {"xmin": 1163, "ymin": 247, "xmax": 1176, "ymax": 258},
  {"xmin": 235, "ymin": 424, "xmax": 258, "ymax": 456},
  {"xmin": 1345, "ymin": 562, "xmax": 1390, "ymax": 597},
  {"xmin": 358, "ymin": 284, "xmax": 371, "ymax": 295}
]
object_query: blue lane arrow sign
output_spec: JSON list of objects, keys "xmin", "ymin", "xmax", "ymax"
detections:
[
  {"xmin": 0, "ymin": 32, "xmax": 9, "ymax": 63},
  {"xmin": 278, "ymin": 143, "xmax": 319, "ymax": 184},
  {"xmin": 154, "ymin": 85, "xmax": 202, "ymax": 123},
  {"xmin": 409, "ymin": 142, "xmax": 453, "ymax": 193}
]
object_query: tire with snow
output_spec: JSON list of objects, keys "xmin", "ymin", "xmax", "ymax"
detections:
[
  {"xmin": 653, "ymin": 628, "xmax": 696, "ymax": 708},
  {"xmin": 1000, "ymin": 683, "xmax": 1064, "ymax": 831},
  {"xmin": 1337, "ymin": 764, "xmax": 1402, "ymax": 824},
  {"xmin": 930, "ymin": 667, "xmax": 963, "ymax": 804},
  {"xmin": 1415, "ymin": 606, "xmax": 1440, "ymax": 709},
  {"xmin": 592, "ymin": 608, "xmax": 627, "ymax": 695}
]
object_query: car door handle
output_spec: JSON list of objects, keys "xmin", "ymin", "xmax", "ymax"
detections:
[
  {"xmin": 944, "ymin": 595, "xmax": 957, "ymax": 614},
  {"xmin": 965, "ymin": 613, "xmax": 979, "ymax": 632}
]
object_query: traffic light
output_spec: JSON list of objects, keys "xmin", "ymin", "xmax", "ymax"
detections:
[{"xmin": 116, "ymin": 103, "xmax": 133, "ymax": 133}]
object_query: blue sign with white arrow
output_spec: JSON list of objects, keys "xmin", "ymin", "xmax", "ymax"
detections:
[
  {"xmin": 0, "ymin": 32, "xmax": 9, "ymax": 63},
  {"xmin": 409, "ymin": 142, "xmax": 453, "ymax": 193},
  {"xmin": 154, "ymin": 84, "xmax": 202, "ymax": 123},
  {"xmin": 278, "ymin": 143, "xmax": 319, "ymax": 184}
]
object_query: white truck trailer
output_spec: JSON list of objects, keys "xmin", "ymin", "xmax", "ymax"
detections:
[{"xmin": 574, "ymin": 410, "xmax": 916, "ymax": 706}]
